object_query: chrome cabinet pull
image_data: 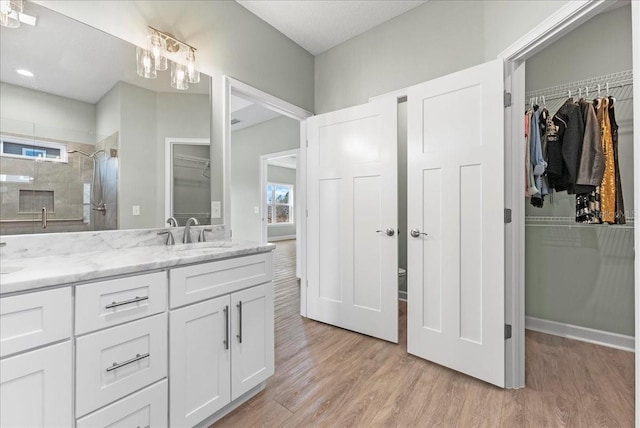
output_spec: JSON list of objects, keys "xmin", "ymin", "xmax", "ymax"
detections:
[
  {"xmin": 376, "ymin": 228, "xmax": 395, "ymax": 236},
  {"xmin": 223, "ymin": 305, "xmax": 229, "ymax": 350},
  {"xmin": 106, "ymin": 352, "xmax": 150, "ymax": 372},
  {"xmin": 236, "ymin": 301, "xmax": 243, "ymax": 343},
  {"xmin": 410, "ymin": 228, "xmax": 428, "ymax": 238},
  {"xmin": 105, "ymin": 296, "xmax": 149, "ymax": 309}
]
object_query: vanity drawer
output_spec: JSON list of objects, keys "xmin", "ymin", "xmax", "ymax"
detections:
[
  {"xmin": 76, "ymin": 313, "xmax": 167, "ymax": 417},
  {"xmin": 0, "ymin": 287, "xmax": 71, "ymax": 357},
  {"xmin": 75, "ymin": 271, "xmax": 167, "ymax": 335},
  {"xmin": 76, "ymin": 379, "xmax": 167, "ymax": 428},
  {"xmin": 170, "ymin": 252, "xmax": 273, "ymax": 308}
]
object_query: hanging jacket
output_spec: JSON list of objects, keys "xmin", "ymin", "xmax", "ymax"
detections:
[
  {"xmin": 574, "ymin": 99, "xmax": 604, "ymax": 193},
  {"xmin": 529, "ymin": 109, "xmax": 549, "ymax": 199},
  {"xmin": 550, "ymin": 99, "xmax": 584, "ymax": 193}
]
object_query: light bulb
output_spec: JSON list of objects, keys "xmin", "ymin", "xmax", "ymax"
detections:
[
  {"xmin": 171, "ymin": 61, "xmax": 189, "ymax": 90},
  {"xmin": 0, "ymin": 0, "xmax": 22, "ymax": 28},
  {"xmin": 136, "ymin": 47, "xmax": 157, "ymax": 79},
  {"xmin": 150, "ymin": 33, "xmax": 167, "ymax": 71},
  {"xmin": 185, "ymin": 49, "xmax": 200, "ymax": 84}
]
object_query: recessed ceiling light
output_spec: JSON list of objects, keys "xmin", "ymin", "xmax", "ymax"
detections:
[{"xmin": 16, "ymin": 69, "xmax": 34, "ymax": 77}]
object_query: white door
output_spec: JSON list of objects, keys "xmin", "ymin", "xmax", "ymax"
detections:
[
  {"xmin": 407, "ymin": 59, "xmax": 505, "ymax": 387},
  {"xmin": 0, "ymin": 341, "xmax": 73, "ymax": 428},
  {"xmin": 307, "ymin": 98, "xmax": 398, "ymax": 343},
  {"xmin": 231, "ymin": 284, "xmax": 274, "ymax": 400},
  {"xmin": 169, "ymin": 296, "xmax": 231, "ymax": 427}
]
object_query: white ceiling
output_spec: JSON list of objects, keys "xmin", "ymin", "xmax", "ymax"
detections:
[
  {"xmin": 230, "ymin": 93, "xmax": 282, "ymax": 131},
  {"xmin": 236, "ymin": 0, "xmax": 428, "ymax": 55}
]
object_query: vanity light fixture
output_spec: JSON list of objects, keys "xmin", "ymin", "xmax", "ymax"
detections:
[
  {"xmin": 136, "ymin": 26, "xmax": 199, "ymax": 90},
  {"xmin": 0, "ymin": 0, "xmax": 23, "ymax": 28}
]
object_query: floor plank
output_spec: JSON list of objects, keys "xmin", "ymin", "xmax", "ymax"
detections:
[{"xmin": 214, "ymin": 240, "xmax": 635, "ymax": 427}]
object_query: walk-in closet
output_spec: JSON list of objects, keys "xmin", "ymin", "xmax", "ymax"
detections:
[{"xmin": 522, "ymin": 4, "xmax": 634, "ymax": 420}]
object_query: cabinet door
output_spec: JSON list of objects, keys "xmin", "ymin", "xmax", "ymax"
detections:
[
  {"xmin": 0, "ymin": 341, "xmax": 72, "ymax": 428},
  {"xmin": 231, "ymin": 284, "xmax": 274, "ymax": 400},
  {"xmin": 170, "ymin": 295, "xmax": 231, "ymax": 427}
]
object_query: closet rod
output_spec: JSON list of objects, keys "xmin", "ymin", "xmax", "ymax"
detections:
[{"xmin": 524, "ymin": 69, "xmax": 633, "ymax": 100}]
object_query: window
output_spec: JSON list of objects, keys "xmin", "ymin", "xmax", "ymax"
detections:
[
  {"xmin": 0, "ymin": 135, "xmax": 68, "ymax": 162},
  {"xmin": 266, "ymin": 183, "xmax": 294, "ymax": 224}
]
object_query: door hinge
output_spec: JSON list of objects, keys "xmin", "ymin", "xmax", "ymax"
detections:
[
  {"xmin": 504, "ymin": 91, "xmax": 512, "ymax": 108},
  {"xmin": 504, "ymin": 208, "xmax": 512, "ymax": 224},
  {"xmin": 306, "ymin": 209, "xmax": 309, "ymax": 218},
  {"xmin": 306, "ymin": 139, "xmax": 309, "ymax": 148},
  {"xmin": 306, "ymin": 280, "xmax": 309, "ymax": 288},
  {"xmin": 505, "ymin": 324, "xmax": 512, "ymax": 340}
]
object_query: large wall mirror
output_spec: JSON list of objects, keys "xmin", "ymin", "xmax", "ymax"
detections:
[{"xmin": 0, "ymin": 2, "xmax": 213, "ymax": 235}]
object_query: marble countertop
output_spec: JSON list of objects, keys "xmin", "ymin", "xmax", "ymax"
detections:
[{"xmin": 0, "ymin": 240, "xmax": 275, "ymax": 295}]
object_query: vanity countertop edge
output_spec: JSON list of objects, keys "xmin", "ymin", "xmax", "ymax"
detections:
[{"xmin": 0, "ymin": 241, "xmax": 275, "ymax": 296}]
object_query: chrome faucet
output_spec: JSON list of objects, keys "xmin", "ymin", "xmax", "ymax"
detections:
[
  {"xmin": 183, "ymin": 217, "xmax": 199, "ymax": 244},
  {"xmin": 166, "ymin": 217, "xmax": 178, "ymax": 227}
]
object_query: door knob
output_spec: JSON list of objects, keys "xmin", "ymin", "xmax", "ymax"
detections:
[
  {"xmin": 410, "ymin": 228, "xmax": 428, "ymax": 238},
  {"xmin": 376, "ymin": 228, "xmax": 395, "ymax": 237}
]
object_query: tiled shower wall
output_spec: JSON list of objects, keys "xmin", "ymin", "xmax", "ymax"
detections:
[{"xmin": 0, "ymin": 133, "xmax": 119, "ymax": 235}]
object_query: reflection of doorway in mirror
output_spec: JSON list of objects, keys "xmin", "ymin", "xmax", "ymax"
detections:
[{"xmin": 165, "ymin": 138, "xmax": 211, "ymax": 227}]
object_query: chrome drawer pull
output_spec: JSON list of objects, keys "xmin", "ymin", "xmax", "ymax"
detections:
[
  {"xmin": 106, "ymin": 352, "xmax": 150, "ymax": 372},
  {"xmin": 105, "ymin": 296, "xmax": 149, "ymax": 309}
]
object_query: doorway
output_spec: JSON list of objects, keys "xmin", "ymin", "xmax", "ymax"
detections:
[
  {"xmin": 164, "ymin": 138, "xmax": 211, "ymax": 226},
  {"xmin": 223, "ymin": 77, "xmax": 312, "ymax": 315}
]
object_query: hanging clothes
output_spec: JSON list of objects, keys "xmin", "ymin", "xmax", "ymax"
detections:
[
  {"xmin": 524, "ymin": 111, "xmax": 531, "ymax": 198},
  {"xmin": 550, "ymin": 98, "xmax": 584, "ymax": 193},
  {"xmin": 529, "ymin": 107, "xmax": 548, "ymax": 207},
  {"xmin": 575, "ymin": 99, "xmax": 604, "ymax": 191},
  {"xmin": 596, "ymin": 97, "xmax": 616, "ymax": 224},
  {"xmin": 609, "ymin": 96, "xmax": 625, "ymax": 224}
]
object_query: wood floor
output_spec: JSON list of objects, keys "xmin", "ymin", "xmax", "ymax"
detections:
[{"xmin": 215, "ymin": 240, "xmax": 634, "ymax": 427}]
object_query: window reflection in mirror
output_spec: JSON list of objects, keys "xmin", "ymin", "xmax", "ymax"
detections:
[{"xmin": 0, "ymin": 2, "xmax": 212, "ymax": 235}]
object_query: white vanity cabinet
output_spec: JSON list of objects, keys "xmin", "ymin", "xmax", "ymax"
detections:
[
  {"xmin": 169, "ymin": 253, "xmax": 274, "ymax": 427},
  {"xmin": 0, "ymin": 247, "xmax": 274, "ymax": 428},
  {"xmin": 0, "ymin": 287, "xmax": 73, "ymax": 428}
]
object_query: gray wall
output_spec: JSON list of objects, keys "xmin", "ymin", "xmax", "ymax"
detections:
[
  {"xmin": 156, "ymin": 92, "xmax": 211, "ymax": 226},
  {"xmin": 118, "ymin": 82, "xmax": 158, "ymax": 229},
  {"xmin": 231, "ymin": 116, "xmax": 300, "ymax": 242},
  {"xmin": 314, "ymin": 1, "xmax": 567, "ymax": 113},
  {"xmin": 0, "ymin": 82, "xmax": 96, "ymax": 144},
  {"xmin": 267, "ymin": 164, "xmax": 296, "ymax": 240},
  {"xmin": 524, "ymin": 5, "xmax": 634, "ymax": 336}
]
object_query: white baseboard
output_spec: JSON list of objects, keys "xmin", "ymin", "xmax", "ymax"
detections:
[
  {"xmin": 398, "ymin": 290, "xmax": 407, "ymax": 301},
  {"xmin": 267, "ymin": 235, "xmax": 296, "ymax": 242},
  {"xmin": 525, "ymin": 316, "xmax": 634, "ymax": 352}
]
